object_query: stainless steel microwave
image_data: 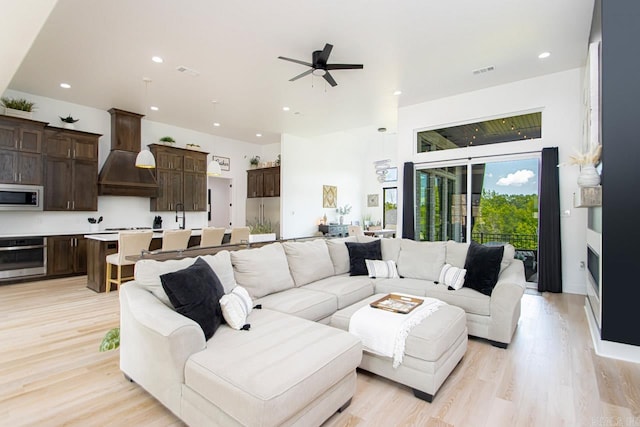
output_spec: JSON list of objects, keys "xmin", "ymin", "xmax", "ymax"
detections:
[{"xmin": 0, "ymin": 184, "xmax": 43, "ymax": 210}]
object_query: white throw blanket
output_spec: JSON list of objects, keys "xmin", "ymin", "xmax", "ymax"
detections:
[{"xmin": 349, "ymin": 294, "xmax": 445, "ymax": 368}]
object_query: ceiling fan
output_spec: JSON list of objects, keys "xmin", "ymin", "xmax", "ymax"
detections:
[{"xmin": 278, "ymin": 43, "xmax": 363, "ymax": 87}]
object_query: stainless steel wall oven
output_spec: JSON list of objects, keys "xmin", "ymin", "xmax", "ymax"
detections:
[{"xmin": 0, "ymin": 237, "xmax": 47, "ymax": 280}]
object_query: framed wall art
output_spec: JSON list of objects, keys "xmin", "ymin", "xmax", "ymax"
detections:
[
  {"xmin": 213, "ymin": 156, "xmax": 230, "ymax": 171},
  {"xmin": 323, "ymin": 185, "xmax": 337, "ymax": 208},
  {"xmin": 367, "ymin": 194, "xmax": 379, "ymax": 207}
]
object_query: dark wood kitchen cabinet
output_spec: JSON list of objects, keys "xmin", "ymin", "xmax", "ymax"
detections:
[
  {"xmin": 47, "ymin": 235, "xmax": 87, "ymax": 276},
  {"xmin": 247, "ymin": 166, "xmax": 280, "ymax": 198},
  {"xmin": 0, "ymin": 115, "xmax": 46, "ymax": 185},
  {"xmin": 43, "ymin": 128, "xmax": 100, "ymax": 211},
  {"xmin": 150, "ymin": 144, "xmax": 208, "ymax": 212}
]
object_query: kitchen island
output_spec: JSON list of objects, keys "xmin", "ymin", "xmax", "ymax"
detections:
[{"xmin": 84, "ymin": 229, "xmax": 208, "ymax": 293}]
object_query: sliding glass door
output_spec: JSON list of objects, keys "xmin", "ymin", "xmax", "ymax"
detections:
[{"xmin": 415, "ymin": 155, "xmax": 540, "ymax": 283}]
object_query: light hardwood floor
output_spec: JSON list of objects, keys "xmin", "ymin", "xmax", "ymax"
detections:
[{"xmin": 1, "ymin": 277, "xmax": 639, "ymax": 427}]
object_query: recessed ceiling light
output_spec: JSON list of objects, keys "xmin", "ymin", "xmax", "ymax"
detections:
[
  {"xmin": 256, "ymin": 133, "xmax": 262, "ymax": 137},
  {"xmin": 152, "ymin": 56, "xmax": 163, "ymax": 63},
  {"xmin": 60, "ymin": 83, "xmax": 71, "ymax": 89},
  {"xmin": 282, "ymin": 106, "xmax": 290, "ymax": 111},
  {"xmin": 393, "ymin": 90, "xmax": 402, "ymax": 96},
  {"xmin": 150, "ymin": 106, "xmax": 159, "ymax": 111},
  {"xmin": 213, "ymin": 122, "xmax": 220, "ymax": 127},
  {"xmin": 538, "ymin": 52, "xmax": 551, "ymax": 59}
]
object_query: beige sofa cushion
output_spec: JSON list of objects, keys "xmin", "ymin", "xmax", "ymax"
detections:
[
  {"xmin": 325, "ymin": 236, "xmax": 357, "ymax": 275},
  {"xmin": 185, "ymin": 308, "xmax": 362, "ymax": 427},
  {"xmin": 381, "ymin": 238, "xmax": 402, "ymax": 263},
  {"xmin": 425, "ymin": 284, "xmax": 491, "ymax": 316},
  {"xmin": 134, "ymin": 251, "xmax": 235, "ymax": 307},
  {"xmin": 303, "ymin": 275, "xmax": 375, "ymax": 309},
  {"xmin": 445, "ymin": 241, "xmax": 469, "ymax": 268},
  {"xmin": 397, "ymin": 240, "xmax": 446, "ymax": 280},
  {"xmin": 374, "ymin": 277, "xmax": 435, "ymax": 297},
  {"xmin": 253, "ymin": 288, "xmax": 337, "ymax": 321},
  {"xmin": 231, "ymin": 243, "xmax": 294, "ymax": 299},
  {"xmin": 283, "ymin": 239, "xmax": 335, "ymax": 286}
]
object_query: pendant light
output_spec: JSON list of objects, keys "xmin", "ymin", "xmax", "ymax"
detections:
[
  {"xmin": 207, "ymin": 159, "xmax": 222, "ymax": 176},
  {"xmin": 374, "ymin": 127, "xmax": 390, "ymax": 182},
  {"xmin": 136, "ymin": 78, "xmax": 156, "ymax": 169},
  {"xmin": 136, "ymin": 145, "xmax": 156, "ymax": 168}
]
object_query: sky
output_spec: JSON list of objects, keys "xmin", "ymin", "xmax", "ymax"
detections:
[{"xmin": 482, "ymin": 158, "xmax": 539, "ymax": 195}]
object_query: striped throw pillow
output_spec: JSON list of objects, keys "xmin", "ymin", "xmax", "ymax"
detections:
[
  {"xmin": 439, "ymin": 263, "xmax": 466, "ymax": 290},
  {"xmin": 219, "ymin": 285, "xmax": 253, "ymax": 330},
  {"xmin": 365, "ymin": 259, "xmax": 399, "ymax": 279}
]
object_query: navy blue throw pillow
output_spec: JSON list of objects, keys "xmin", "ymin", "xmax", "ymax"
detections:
[
  {"xmin": 345, "ymin": 240, "xmax": 382, "ymax": 276},
  {"xmin": 463, "ymin": 241, "xmax": 504, "ymax": 296},
  {"xmin": 161, "ymin": 258, "xmax": 225, "ymax": 340}
]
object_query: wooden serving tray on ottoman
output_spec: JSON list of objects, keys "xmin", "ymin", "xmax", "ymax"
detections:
[{"xmin": 369, "ymin": 293, "xmax": 423, "ymax": 314}]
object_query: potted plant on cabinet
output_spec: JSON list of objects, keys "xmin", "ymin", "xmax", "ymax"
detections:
[
  {"xmin": 248, "ymin": 219, "xmax": 276, "ymax": 242},
  {"xmin": 250, "ymin": 155, "xmax": 260, "ymax": 169},
  {"xmin": 1, "ymin": 97, "xmax": 36, "ymax": 119},
  {"xmin": 60, "ymin": 114, "xmax": 79, "ymax": 129},
  {"xmin": 159, "ymin": 136, "xmax": 176, "ymax": 145}
]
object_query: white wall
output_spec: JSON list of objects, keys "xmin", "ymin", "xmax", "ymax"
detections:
[
  {"xmin": 0, "ymin": 89, "xmax": 263, "ymax": 235},
  {"xmin": 396, "ymin": 68, "xmax": 587, "ymax": 294},
  {"xmin": 280, "ymin": 126, "xmax": 397, "ymax": 239}
]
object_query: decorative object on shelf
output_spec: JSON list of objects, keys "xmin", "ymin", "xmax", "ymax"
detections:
[
  {"xmin": 323, "ymin": 185, "xmax": 337, "ymax": 208},
  {"xmin": 275, "ymin": 154, "xmax": 281, "ymax": 166},
  {"xmin": 186, "ymin": 143, "xmax": 201, "ymax": 150},
  {"xmin": 135, "ymin": 144, "xmax": 156, "ymax": 169},
  {"xmin": 574, "ymin": 186, "xmax": 602, "ymax": 207},
  {"xmin": 212, "ymin": 155, "xmax": 230, "ymax": 171},
  {"xmin": 250, "ymin": 155, "xmax": 260, "ymax": 169},
  {"xmin": 159, "ymin": 136, "xmax": 176, "ymax": 145},
  {"xmin": 207, "ymin": 159, "xmax": 222, "ymax": 176},
  {"xmin": 367, "ymin": 194, "xmax": 379, "ymax": 207},
  {"xmin": 153, "ymin": 215, "xmax": 163, "ymax": 229},
  {"xmin": 336, "ymin": 204, "xmax": 352, "ymax": 224},
  {"xmin": 322, "ymin": 213, "xmax": 327, "ymax": 225},
  {"xmin": 1, "ymin": 96, "xmax": 36, "ymax": 119},
  {"xmin": 60, "ymin": 114, "xmax": 79, "ymax": 129},
  {"xmin": 562, "ymin": 144, "xmax": 602, "ymax": 187},
  {"xmin": 99, "ymin": 327, "xmax": 120, "ymax": 351}
]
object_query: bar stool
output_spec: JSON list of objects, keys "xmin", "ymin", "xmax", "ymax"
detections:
[
  {"xmin": 230, "ymin": 227, "xmax": 251, "ymax": 244},
  {"xmin": 348, "ymin": 225, "xmax": 364, "ymax": 236},
  {"xmin": 105, "ymin": 230, "xmax": 153, "ymax": 293},
  {"xmin": 200, "ymin": 227, "xmax": 226, "ymax": 247},
  {"xmin": 161, "ymin": 229, "xmax": 192, "ymax": 251}
]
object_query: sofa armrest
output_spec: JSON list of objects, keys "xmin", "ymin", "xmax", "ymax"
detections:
[
  {"xmin": 488, "ymin": 259, "xmax": 526, "ymax": 344},
  {"xmin": 119, "ymin": 282, "xmax": 206, "ymax": 415}
]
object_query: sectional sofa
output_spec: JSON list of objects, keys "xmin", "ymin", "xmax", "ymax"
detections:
[{"xmin": 119, "ymin": 236, "xmax": 526, "ymax": 426}]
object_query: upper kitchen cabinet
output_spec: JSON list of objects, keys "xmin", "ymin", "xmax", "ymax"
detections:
[
  {"xmin": 149, "ymin": 144, "xmax": 208, "ymax": 212},
  {"xmin": 0, "ymin": 115, "xmax": 46, "ymax": 185},
  {"xmin": 43, "ymin": 127, "xmax": 101, "ymax": 211},
  {"xmin": 247, "ymin": 166, "xmax": 280, "ymax": 198}
]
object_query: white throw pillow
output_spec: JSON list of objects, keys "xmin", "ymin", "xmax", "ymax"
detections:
[
  {"xmin": 219, "ymin": 286, "xmax": 253, "ymax": 330},
  {"xmin": 365, "ymin": 259, "xmax": 399, "ymax": 279},
  {"xmin": 439, "ymin": 263, "xmax": 466, "ymax": 290}
]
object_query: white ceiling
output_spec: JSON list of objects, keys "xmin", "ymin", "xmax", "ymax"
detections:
[{"xmin": 9, "ymin": 0, "xmax": 595, "ymax": 145}]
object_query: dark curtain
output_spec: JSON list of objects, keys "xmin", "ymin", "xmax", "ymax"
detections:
[
  {"xmin": 538, "ymin": 147, "xmax": 562, "ymax": 292},
  {"xmin": 402, "ymin": 162, "xmax": 415, "ymax": 239}
]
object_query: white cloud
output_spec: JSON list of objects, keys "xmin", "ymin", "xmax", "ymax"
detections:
[{"xmin": 496, "ymin": 169, "xmax": 535, "ymax": 187}]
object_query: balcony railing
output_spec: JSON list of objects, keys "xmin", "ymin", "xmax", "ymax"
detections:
[{"xmin": 471, "ymin": 232, "xmax": 538, "ymax": 251}]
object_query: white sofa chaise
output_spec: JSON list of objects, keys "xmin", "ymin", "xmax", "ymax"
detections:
[{"xmin": 119, "ymin": 236, "xmax": 526, "ymax": 426}]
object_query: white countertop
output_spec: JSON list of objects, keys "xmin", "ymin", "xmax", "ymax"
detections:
[{"xmin": 84, "ymin": 229, "xmax": 205, "ymax": 241}]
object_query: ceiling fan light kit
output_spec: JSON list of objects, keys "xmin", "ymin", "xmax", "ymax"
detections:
[{"xmin": 278, "ymin": 43, "xmax": 363, "ymax": 87}]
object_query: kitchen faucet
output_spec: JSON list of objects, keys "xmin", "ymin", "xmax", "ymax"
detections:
[{"xmin": 175, "ymin": 203, "xmax": 185, "ymax": 229}]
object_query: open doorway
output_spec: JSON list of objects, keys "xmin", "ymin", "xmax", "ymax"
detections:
[{"xmin": 208, "ymin": 177, "xmax": 233, "ymax": 229}]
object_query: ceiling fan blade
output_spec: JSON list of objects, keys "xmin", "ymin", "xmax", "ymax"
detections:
[
  {"xmin": 323, "ymin": 72, "xmax": 337, "ymax": 87},
  {"xmin": 278, "ymin": 56, "xmax": 312, "ymax": 67},
  {"xmin": 289, "ymin": 69, "xmax": 313, "ymax": 82},
  {"xmin": 317, "ymin": 44, "xmax": 333, "ymax": 64},
  {"xmin": 326, "ymin": 63, "xmax": 364, "ymax": 70}
]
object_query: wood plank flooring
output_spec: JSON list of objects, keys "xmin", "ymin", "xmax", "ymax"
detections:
[{"xmin": 1, "ymin": 277, "xmax": 638, "ymax": 426}]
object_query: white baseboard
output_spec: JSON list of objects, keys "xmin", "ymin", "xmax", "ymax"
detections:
[
  {"xmin": 563, "ymin": 282, "xmax": 586, "ymax": 295},
  {"xmin": 584, "ymin": 301, "xmax": 640, "ymax": 363}
]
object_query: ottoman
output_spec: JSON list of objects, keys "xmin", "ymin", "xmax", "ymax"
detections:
[{"xmin": 330, "ymin": 294, "xmax": 467, "ymax": 402}]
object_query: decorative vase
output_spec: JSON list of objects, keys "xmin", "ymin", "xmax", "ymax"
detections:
[
  {"xmin": 5, "ymin": 108, "xmax": 32, "ymax": 119},
  {"xmin": 577, "ymin": 164, "xmax": 600, "ymax": 187},
  {"xmin": 63, "ymin": 123, "xmax": 75, "ymax": 130},
  {"xmin": 339, "ymin": 215, "xmax": 344, "ymax": 224}
]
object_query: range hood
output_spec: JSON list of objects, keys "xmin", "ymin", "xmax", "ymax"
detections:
[{"xmin": 98, "ymin": 108, "xmax": 159, "ymax": 197}]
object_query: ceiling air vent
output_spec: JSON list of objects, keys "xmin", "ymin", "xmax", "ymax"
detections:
[
  {"xmin": 176, "ymin": 65, "xmax": 200, "ymax": 77},
  {"xmin": 472, "ymin": 65, "xmax": 495, "ymax": 75}
]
